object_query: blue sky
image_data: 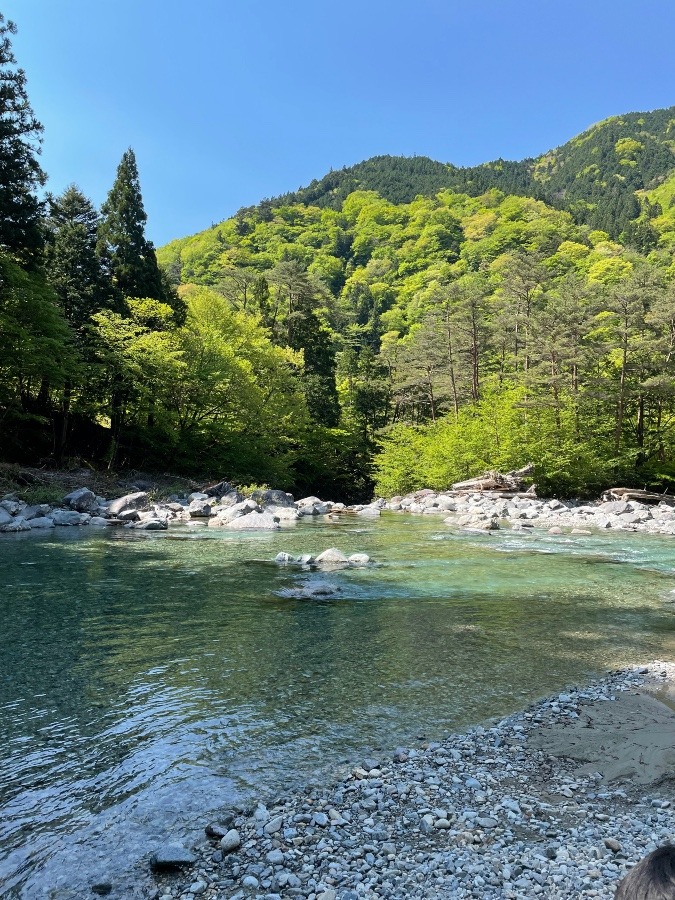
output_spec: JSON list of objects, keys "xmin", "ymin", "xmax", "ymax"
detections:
[{"xmin": 6, "ymin": 0, "xmax": 675, "ymax": 246}]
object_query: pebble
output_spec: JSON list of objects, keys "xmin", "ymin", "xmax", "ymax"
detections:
[
  {"xmin": 150, "ymin": 665, "xmax": 675, "ymax": 899},
  {"xmin": 219, "ymin": 829, "xmax": 240, "ymax": 852}
]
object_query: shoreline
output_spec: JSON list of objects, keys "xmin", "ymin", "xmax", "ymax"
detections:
[
  {"xmin": 3, "ymin": 476, "xmax": 675, "ymax": 537},
  {"xmin": 146, "ymin": 663, "xmax": 675, "ymax": 900}
]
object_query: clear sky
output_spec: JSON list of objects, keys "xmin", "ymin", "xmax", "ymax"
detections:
[{"xmin": 6, "ymin": 0, "xmax": 675, "ymax": 246}]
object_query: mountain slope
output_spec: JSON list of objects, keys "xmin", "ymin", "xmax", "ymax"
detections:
[{"xmin": 259, "ymin": 106, "xmax": 675, "ymax": 239}]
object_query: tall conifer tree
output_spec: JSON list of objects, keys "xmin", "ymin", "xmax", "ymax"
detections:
[
  {"xmin": 0, "ymin": 14, "xmax": 45, "ymax": 262},
  {"xmin": 98, "ymin": 148, "xmax": 166, "ymax": 301}
]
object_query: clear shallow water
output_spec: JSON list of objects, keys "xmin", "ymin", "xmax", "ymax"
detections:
[{"xmin": 1, "ymin": 515, "xmax": 675, "ymax": 897}]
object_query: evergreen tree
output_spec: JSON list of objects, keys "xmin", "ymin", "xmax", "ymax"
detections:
[
  {"xmin": 0, "ymin": 15, "xmax": 46, "ymax": 263},
  {"xmin": 99, "ymin": 148, "xmax": 184, "ymax": 321},
  {"xmin": 44, "ymin": 185, "xmax": 115, "ymax": 336}
]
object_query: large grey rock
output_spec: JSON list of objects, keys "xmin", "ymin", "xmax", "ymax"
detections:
[
  {"xmin": 219, "ymin": 490, "xmax": 244, "ymax": 506},
  {"xmin": 266, "ymin": 505, "xmax": 300, "ymax": 521},
  {"xmin": 315, "ymin": 547, "xmax": 349, "ymax": 567},
  {"xmin": 0, "ymin": 516, "xmax": 30, "ymax": 532},
  {"xmin": 0, "ymin": 507, "xmax": 13, "ymax": 527},
  {"xmin": 296, "ymin": 496, "xmax": 331, "ymax": 515},
  {"xmin": 28, "ymin": 516, "xmax": 54, "ymax": 529},
  {"xmin": 188, "ymin": 498, "xmax": 213, "ymax": 517},
  {"xmin": 52, "ymin": 509, "xmax": 88, "ymax": 526},
  {"xmin": 599, "ymin": 499, "xmax": 630, "ymax": 515},
  {"xmin": 0, "ymin": 499, "xmax": 20, "ymax": 514},
  {"xmin": 252, "ymin": 488, "xmax": 295, "ymax": 507},
  {"xmin": 117, "ymin": 509, "xmax": 140, "ymax": 522},
  {"xmin": 88, "ymin": 516, "xmax": 111, "ymax": 527},
  {"xmin": 188, "ymin": 491, "xmax": 209, "ymax": 502},
  {"xmin": 226, "ymin": 511, "xmax": 279, "ymax": 530},
  {"xmin": 297, "ymin": 495, "xmax": 322, "ymax": 507},
  {"xmin": 217, "ymin": 499, "xmax": 259, "ymax": 522},
  {"xmin": 357, "ymin": 505, "xmax": 381, "ymax": 517},
  {"xmin": 150, "ymin": 842, "xmax": 197, "ymax": 870},
  {"xmin": 107, "ymin": 492, "xmax": 148, "ymax": 516},
  {"xmin": 203, "ymin": 480, "xmax": 232, "ymax": 497},
  {"xmin": 63, "ymin": 487, "xmax": 96, "ymax": 512},
  {"xmin": 22, "ymin": 504, "xmax": 51, "ymax": 521}
]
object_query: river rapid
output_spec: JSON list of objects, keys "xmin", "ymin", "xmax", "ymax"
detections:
[{"xmin": 1, "ymin": 514, "xmax": 675, "ymax": 897}]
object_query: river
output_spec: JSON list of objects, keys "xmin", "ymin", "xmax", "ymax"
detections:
[{"xmin": 1, "ymin": 514, "xmax": 674, "ymax": 897}]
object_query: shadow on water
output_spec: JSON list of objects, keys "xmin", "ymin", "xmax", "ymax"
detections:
[{"xmin": 1, "ymin": 518, "xmax": 675, "ymax": 895}]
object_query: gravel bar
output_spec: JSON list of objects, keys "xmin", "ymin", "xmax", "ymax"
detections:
[{"xmin": 146, "ymin": 662, "xmax": 675, "ymax": 900}]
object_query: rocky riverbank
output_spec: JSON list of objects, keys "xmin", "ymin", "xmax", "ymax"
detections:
[
  {"xmin": 0, "ymin": 482, "xmax": 349, "ymax": 533},
  {"xmin": 143, "ymin": 663, "xmax": 675, "ymax": 900},
  {"xmin": 3, "ymin": 476, "xmax": 675, "ymax": 537},
  {"xmin": 379, "ymin": 487, "xmax": 675, "ymax": 536}
]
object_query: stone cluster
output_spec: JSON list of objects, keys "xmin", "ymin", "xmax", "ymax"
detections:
[
  {"xmin": 383, "ymin": 490, "xmax": 675, "ymax": 536},
  {"xmin": 0, "ymin": 484, "xmax": 354, "ymax": 534},
  {"xmin": 148, "ymin": 665, "xmax": 675, "ymax": 900}
]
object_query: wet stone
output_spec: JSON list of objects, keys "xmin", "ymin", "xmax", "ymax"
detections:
[{"xmin": 150, "ymin": 843, "xmax": 196, "ymax": 870}]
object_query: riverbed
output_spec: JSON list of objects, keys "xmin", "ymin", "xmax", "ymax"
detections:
[{"xmin": 1, "ymin": 514, "xmax": 675, "ymax": 897}]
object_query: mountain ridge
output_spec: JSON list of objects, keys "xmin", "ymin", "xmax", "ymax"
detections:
[{"xmin": 228, "ymin": 105, "xmax": 675, "ymax": 242}]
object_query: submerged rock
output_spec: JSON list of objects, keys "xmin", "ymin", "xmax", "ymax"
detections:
[
  {"xmin": 133, "ymin": 519, "xmax": 168, "ymax": 531},
  {"xmin": 315, "ymin": 547, "xmax": 349, "ymax": 567},
  {"xmin": 348, "ymin": 552, "xmax": 370, "ymax": 566}
]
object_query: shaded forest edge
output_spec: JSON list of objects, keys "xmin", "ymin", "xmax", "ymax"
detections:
[{"xmin": 4, "ymin": 11, "xmax": 675, "ymax": 501}]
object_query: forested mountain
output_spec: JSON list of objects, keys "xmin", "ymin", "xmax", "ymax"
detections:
[
  {"xmin": 3, "ymin": 8, "xmax": 675, "ymax": 500},
  {"xmin": 264, "ymin": 106, "xmax": 675, "ymax": 241},
  {"xmin": 160, "ymin": 108, "xmax": 675, "ymax": 497}
]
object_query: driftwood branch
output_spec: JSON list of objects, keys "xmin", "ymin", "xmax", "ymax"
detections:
[
  {"xmin": 602, "ymin": 487, "xmax": 669, "ymax": 504},
  {"xmin": 451, "ymin": 464, "xmax": 535, "ymax": 494}
]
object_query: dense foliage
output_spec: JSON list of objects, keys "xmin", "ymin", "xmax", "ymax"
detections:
[
  {"xmin": 162, "ymin": 182, "xmax": 675, "ymax": 498},
  {"xmin": 4, "ymin": 10, "xmax": 675, "ymax": 499}
]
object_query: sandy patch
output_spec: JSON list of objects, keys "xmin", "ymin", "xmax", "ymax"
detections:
[{"xmin": 529, "ymin": 676, "xmax": 675, "ymax": 785}]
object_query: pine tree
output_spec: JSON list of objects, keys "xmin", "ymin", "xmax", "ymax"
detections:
[
  {"xmin": 98, "ymin": 148, "xmax": 167, "ymax": 302},
  {"xmin": 0, "ymin": 14, "xmax": 46, "ymax": 262}
]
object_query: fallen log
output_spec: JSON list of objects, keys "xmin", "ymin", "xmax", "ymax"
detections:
[
  {"xmin": 602, "ymin": 487, "xmax": 671, "ymax": 505},
  {"xmin": 451, "ymin": 464, "xmax": 534, "ymax": 493},
  {"xmin": 448, "ymin": 490, "xmax": 537, "ymax": 499}
]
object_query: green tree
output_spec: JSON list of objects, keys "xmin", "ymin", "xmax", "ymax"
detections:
[
  {"xmin": 0, "ymin": 255, "xmax": 75, "ymax": 459},
  {"xmin": 0, "ymin": 15, "xmax": 45, "ymax": 263},
  {"xmin": 43, "ymin": 185, "xmax": 116, "ymax": 458},
  {"xmin": 99, "ymin": 148, "xmax": 184, "ymax": 320},
  {"xmin": 44, "ymin": 185, "xmax": 116, "ymax": 335}
]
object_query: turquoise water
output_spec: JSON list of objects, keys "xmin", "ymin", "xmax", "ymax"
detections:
[{"xmin": 1, "ymin": 515, "xmax": 675, "ymax": 896}]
